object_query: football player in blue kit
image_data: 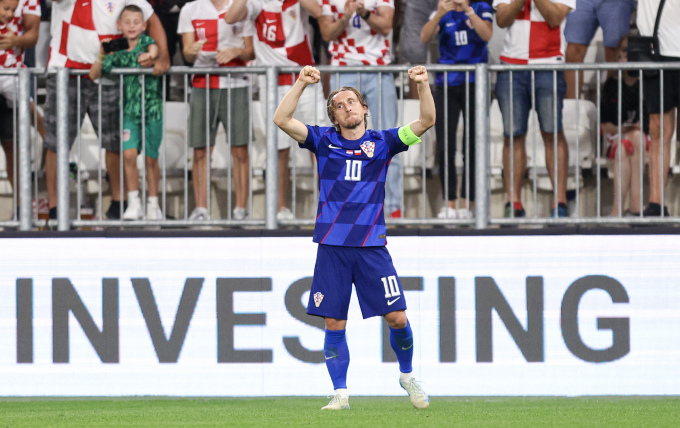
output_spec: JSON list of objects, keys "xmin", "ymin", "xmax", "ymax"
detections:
[{"xmin": 274, "ymin": 65, "xmax": 435, "ymax": 410}]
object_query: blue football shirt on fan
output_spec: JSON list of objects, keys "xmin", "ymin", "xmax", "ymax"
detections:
[
  {"xmin": 301, "ymin": 125, "xmax": 409, "ymax": 247},
  {"xmin": 435, "ymin": 1, "xmax": 493, "ymax": 86}
]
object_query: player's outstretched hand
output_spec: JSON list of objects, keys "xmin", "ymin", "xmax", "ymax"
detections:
[
  {"xmin": 299, "ymin": 66, "xmax": 321, "ymax": 85},
  {"xmin": 408, "ymin": 66, "xmax": 429, "ymax": 84}
]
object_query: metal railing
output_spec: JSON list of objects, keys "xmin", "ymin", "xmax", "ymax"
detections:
[{"xmin": 2, "ymin": 61, "xmax": 679, "ymax": 231}]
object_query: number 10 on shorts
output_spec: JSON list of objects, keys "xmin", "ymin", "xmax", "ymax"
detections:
[{"xmin": 381, "ymin": 275, "xmax": 401, "ymax": 298}]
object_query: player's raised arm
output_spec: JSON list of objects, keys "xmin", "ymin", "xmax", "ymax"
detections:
[
  {"xmin": 273, "ymin": 66, "xmax": 321, "ymax": 143},
  {"xmin": 406, "ymin": 66, "xmax": 435, "ymax": 137}
]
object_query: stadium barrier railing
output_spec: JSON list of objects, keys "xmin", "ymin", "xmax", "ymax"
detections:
[{"xmin": 3, "ymin": 62, "xmax": 680, "ymax": 231}]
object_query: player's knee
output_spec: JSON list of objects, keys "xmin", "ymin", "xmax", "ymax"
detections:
[{"xmin": 384, "ymin": 310, "xmax": 407, "ymax": 329}]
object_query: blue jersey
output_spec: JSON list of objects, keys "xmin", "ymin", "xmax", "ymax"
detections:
[
  {"xmin": 301, "ymin": 125, "xmax": 409, "ymax": 247},
  {"xmin": 435, "ymin": 1, "xmax": 493, "ymax": 87}
]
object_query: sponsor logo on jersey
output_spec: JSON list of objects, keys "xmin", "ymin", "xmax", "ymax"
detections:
[
  {"xmin": 314, "ymin": 292, "xmax": 324, "ymax": 307},
  {"xmin": 360, "ymin": 141, "xmax": 374, "ymax": 158}
]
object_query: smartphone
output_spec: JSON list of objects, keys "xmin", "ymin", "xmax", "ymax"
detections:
[{"xmin": 102, "ymin": 38, "xmax": 130, "ymax": 54}]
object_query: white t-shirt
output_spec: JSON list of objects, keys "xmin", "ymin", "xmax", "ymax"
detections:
[
  {"xmin": 321, "ymin": 0, "xmax": 394, "ymax": 66},
  {"xmin": 493, "ymin": 0, "xmax": 575, "ymax": 64},
  {"xmin": 637, "ymin": 0, "xmax": 680, "ymax": 58},
  {"xmin": 48, "ymin": 0, "xmax": 154, "ymax": 70},
  {"xmin": 177, "ymin": 0, "xmax": 255, "ymax": 88},
  {"xmin": 246, "ymin": 0, "xmax": 315, "ymax": 85}
]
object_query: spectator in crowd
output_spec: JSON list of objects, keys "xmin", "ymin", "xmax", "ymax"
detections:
[
  {"xmin": 600, "ymin": 35, "xmax": 647, "ymax": 217},
  {"xmin": 398, "ymin": 0, "xmax": 437, "ymax": 99},
  {"xmin": 421, "ymin": 0, "xmax": 492, "ymax": 219},
  {"xmin": 180, "ymin": 0, "xmax": 255, "ymax": 221},
  {"xmin": 44, "ymin": 0, "xmax": 170, "ymax": 220},
  {"xmin": 318, "ymin": 0, "xmax": 404, "ymax": 218},
  {"xmin": 564, "ymin": 0, "xmax": 635, "ymax": 99},
  {"xmin": 273, "ymin": 65, "xmax": 433, "ymax": 411},
  {"xmin": 0, "ymin": 0, "xmax": 44, "ymax": 214},
  {"xmin": 225, "ymin": 0, "xmax": 322, "ymax": 222},
  {"xmin": 494, "ymin": 0, "xmax": 574, "ymax": 218},
  {"xmin": 89, "ymin": 5, "xmax": 164, "ymax": 220},
  {"xmin": 148, "ymin": 0, "xmax": 188, "ymax": 64},
  {"xmin": 638, "ymin": 0, "xmax": 680, "ymax": 217}
]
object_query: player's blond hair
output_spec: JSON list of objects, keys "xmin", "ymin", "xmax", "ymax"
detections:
[{"xmin": 326, "ymin": 87, "xmax": 370, "ymax": 131}]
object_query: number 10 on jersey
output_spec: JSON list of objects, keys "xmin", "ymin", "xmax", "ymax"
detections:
[{"xmin": 344, "ymin": 159, "xmax": 362, "ymax": 181}]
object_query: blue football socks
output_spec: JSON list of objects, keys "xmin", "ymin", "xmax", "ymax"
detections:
[
  {"xmin": 389, "ymin": 320, "xmax": 414, "ymax": 373},
  {"xmin": 324, "ymin": 329, "xmax": 350, "ymax": 390}
]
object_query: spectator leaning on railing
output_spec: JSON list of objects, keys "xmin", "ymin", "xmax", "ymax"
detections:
[
  {"xmin": 637, "ymin": 0, "xmax": 680, "ymax": 218},
  {"xmin": 318, "ymin": 0, "xmax": 405, "ymax": 219},
  {"xmin": 421, "ymin": 0, "xmax": 493, "ymax": 220},
  {"xmin": 44, "ymin": 0, "xmax": 169, "ymax": 220},
  {"xmin": 493, "ymin": 0, "xmax": 574, "ymax": 219},
  {"xmin": 0, "ymin": 0, "xmax": 45, "ymax": 216},
  {"xmin": 89, "ymin": 5, "xmax": 165, "ymax": 221},
  {"xmin": 224, "ymin": 0, "xmax": 322, "ymax": 222}
]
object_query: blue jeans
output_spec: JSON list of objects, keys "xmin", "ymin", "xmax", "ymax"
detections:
[
  {"xmin": 331, "ymin": 72, "xmax": 402, "ymax": 214},
  {"xmin": 495, "ymin": 68, "xmax": 566, "ymax": 137}
]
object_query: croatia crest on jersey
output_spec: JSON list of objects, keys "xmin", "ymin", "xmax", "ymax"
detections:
[
  {"xmin": 313, "ymin": 292, "xmax": 324, "ymax": 307},
  {"xmin": 360, "ymin": 141, "xmax": 375, "ymax": 158},
  {"xmin": 105, "ymin": 2, "xmax": 117, "ymax": 15}
]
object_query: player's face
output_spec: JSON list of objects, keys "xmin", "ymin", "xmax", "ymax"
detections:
[
  {"xmin": 0, "ymin": 0, "xmax": 18, "ymax": 25},
  {"xmin": 331, "ymin": 91, "xmax": 367, "ymax": 130},
  {"xmin": 117, "ymin": 11, "xmax": 146, "ymax": 41}
]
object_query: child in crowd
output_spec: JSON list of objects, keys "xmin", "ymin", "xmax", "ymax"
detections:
[
  {"xmin": 89, "ymin": 4, "xmax": 164, "ymax": 220},
  {"xmin": 0, "ymin": 0, "xmax": 44, "ymax": 212},
  {"xmin": 600, "ymin": 35, "xmax": 648, "ymax": 217}
]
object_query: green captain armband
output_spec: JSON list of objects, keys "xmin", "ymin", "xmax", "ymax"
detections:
[{"xmin": 398, "ymin": 124, "xmax": 421, "ymax": 146}]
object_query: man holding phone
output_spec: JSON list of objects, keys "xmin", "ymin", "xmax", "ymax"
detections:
[{"xmin": 43, "ymin": 0, "xmax": 170, "ymax": 221}]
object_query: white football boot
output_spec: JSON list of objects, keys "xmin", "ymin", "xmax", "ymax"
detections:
[
  {"xmin": 321, "ymin": 393, "xmax": 350, "ymax": 410},
  {"xmin": 400, "ymin": 377, "xmax": 430, "ymax": 409}
]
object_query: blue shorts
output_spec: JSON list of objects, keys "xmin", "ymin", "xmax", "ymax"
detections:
[
  {"xmin": 564, "ymin": 0, "xmax": 635, "ymax": 48},
  {"xmin": 306, "ymin": 244, "xmax": 407, "ymax": 320},
  {"xmin": 495, "ymin": 68, "xmax": 566, "ymax": 136}
]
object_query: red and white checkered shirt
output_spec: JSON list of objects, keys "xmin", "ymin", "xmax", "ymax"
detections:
[
  {"xmin": 246, "ymin": 0, "xmax": 315, "ymax": 85},
  {"xmin": 48, "ymin": 0, "xmax": 154, "ymax": 70},
  {"xmin": 178, "ymin": 0, "xmax": 255, "ymax": 89},
  {"xmin": 493, "ymin": 0, "xmax": 575, "ymax": 65},
  {"xmin": 321, "ymin": 0, "xmax": 394, "ymax": 66},
  {"xmin": 0, "ymin": 0, "xmax": 41, "ymax": 69}
]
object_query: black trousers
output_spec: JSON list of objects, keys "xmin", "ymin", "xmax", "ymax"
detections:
[{"xmin": 434, "ymin": 82, "xmax": 476, "ymax": 202}]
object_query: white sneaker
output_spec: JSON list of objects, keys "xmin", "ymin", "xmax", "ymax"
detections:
[
  {"xmin": 400, "ymin": 377, "xmax": 429, "ymax": 409},
  {"xmin": 277, "ymin": 207, "xmax": 294, "ymax": 221},
  {"xmin": 146, "ymin": 204, "xmax": 164, "ymax": 220},
  {"xmin": 457, "ymin": 208, "xmax": 474, "ymax": 219},
  {"xmin": 122, "ymin": 198, "xmax": 142, "ymax": 220},
  {"xmin": 437, "ymin": 206, "xmax": 458, "ymax": 219},
  {"xmin": 233, "ymin": 207, "xmax": 248, "ymax": 220},
  {"xmin": 189, "ymin": 207, "xmax": 209, "ymax": 221},
  {"xmin": 321, "ymin": 393, "xmax": 350, "ymax": 410}
]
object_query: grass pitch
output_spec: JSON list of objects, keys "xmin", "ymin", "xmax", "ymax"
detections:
[{"xmin": 1, "ymin": 396, "xmax": 678, "ymax": 427}]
